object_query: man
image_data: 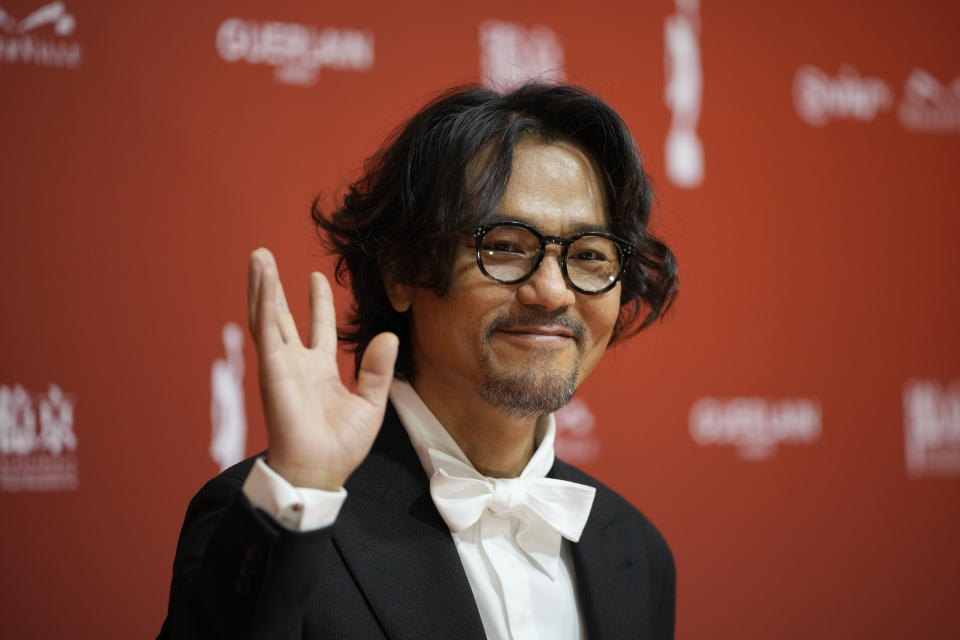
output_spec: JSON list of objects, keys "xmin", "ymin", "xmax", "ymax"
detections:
[{"xmin": 159, "ymin": 82, "xmax": 678, "ymax": 640}]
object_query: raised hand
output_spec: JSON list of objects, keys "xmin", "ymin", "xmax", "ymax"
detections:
[{"xmin": 247, "ymin": 248, "xmax": 399, "ymax": 490}]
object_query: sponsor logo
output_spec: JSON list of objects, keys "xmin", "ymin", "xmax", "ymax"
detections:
[
  {"xmin": 663, "ymin": 0, "xmax": 704, "ymax": 188},
  {"xmin": 0, "ymin": 383, "xmax": 78, "ymax": 491},
  {"xmin": 479, "ymin": 20, "xmax": 564, "ymax": 90},
  {"xmin": 903, "ymin": 379, "xmax": 960, "ymax": 478},
  {"xmin": 793, "ymin": 64, "xmax": 960, "ymax": 133},
  {"xmin": 793, "ymin": 64, "xmax": 894, "ymax": 127},
  {"xmin": 554, "ymin": 397, "xmax": 599, "ymax": 464},
  {"xmin": 210, "ymin": 322, "xmax": 247, "ymax": 471},
  {"xmin": 689, "ymin": 396, "xmax": 821, "ymax": 460},
  {"xmin": 898, "ymin": 69, "xmax": 960, "ymax": 133},
  {"xmin": 0, "ymin": 1, "xmax": 81, "ymax": 69},
  {"xmin": 215, "ymin": 17, "xmax": 374, "ymax": 87}
]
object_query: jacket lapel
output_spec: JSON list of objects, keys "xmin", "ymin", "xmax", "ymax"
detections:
[
  {"xmin": 333, "ymin": 405, "xmax": 486, "ymax": 640},
  {"xmin": 551, "ymin": 461, "xmax": 654, "ymax": 640}
]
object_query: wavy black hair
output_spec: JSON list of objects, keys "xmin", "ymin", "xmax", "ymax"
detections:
[{"xmin": 312, "ymin": 82, "xmax": 678, "ymax": 380}]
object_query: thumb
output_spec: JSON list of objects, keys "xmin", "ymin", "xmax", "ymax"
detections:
[{"xmin": 355, "ymin": 332, "xmax": 400, "ymax": 408}]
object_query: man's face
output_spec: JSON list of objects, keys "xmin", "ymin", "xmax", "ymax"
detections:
[{"xmin": 393, "ymin": 139, "xmax": 621, "ymax": 418}]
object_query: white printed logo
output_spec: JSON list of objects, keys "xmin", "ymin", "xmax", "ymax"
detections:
[
  {"xmin": 898, "ymin": 69, "xmax": 960, "ymax": 134},
  {"xmin": 903, "ymin": 379, "xmax": 960, "ymax": 478},
  {"xmin": 663, "ymin": 0, "xmax": 704, "ymax": 188},
  {"xmin": 479, "ymin": 20, "xmax": 565, "ymax": 90},
  {"xmin": 793, "ymin": 64, "xmax": 960, "ymax": 134},
  {"xmin": 0, "ymin": 383, "xmax": 78, "ymax": 491},
  {"xmin": 0, "ymin": 2, "xmax": 81, "ymax": 68},
  {"xmin": 689, "ymin": 397, "xmax": 821, "ymax": 460},
  {"xmin": 215, "ymin": 18, "xmax": 375, "ymax": 87},
  {"xmin": 792, "ymin": 64, "xmax": 894, "ymax": 127},
  {"xmin": 554, "ymin": 397, "xmax": 599, "ymax": 464},
  {"xmin": 210, "ymin": 322, "xmax": 247, "ymax": 472}
]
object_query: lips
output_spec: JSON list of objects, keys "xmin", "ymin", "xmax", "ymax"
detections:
[
  {"xmin": 494, "ymin": 325, "xmax": 582, "ymax": 353},
  {"xmin": 497, "ymin": 326, "xmax": 577, "ymax": 339},
  {"xmin": 485, "ymin": 312, "xmax": 586, "ymax": 352}
]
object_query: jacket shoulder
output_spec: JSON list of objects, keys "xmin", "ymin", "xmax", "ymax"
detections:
[{"xmin": 553, "ymin": 459, "xmax": 673, "ymax": 565}]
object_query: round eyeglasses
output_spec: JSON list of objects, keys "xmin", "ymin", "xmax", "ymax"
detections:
[{"xmin": 473, "ymin": 221, "xmax": 633, "ymax": 295}]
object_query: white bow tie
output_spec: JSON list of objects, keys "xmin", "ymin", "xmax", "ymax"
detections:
[{"xmin": 428, "ymin": 448, "xmax": 596, "ymax": 577}]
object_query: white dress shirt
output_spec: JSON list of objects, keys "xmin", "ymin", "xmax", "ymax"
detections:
[{"xmin": 242, "ymin": 379, "xmax": 592, "ymax": 640}]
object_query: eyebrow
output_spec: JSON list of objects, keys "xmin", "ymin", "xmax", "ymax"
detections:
[{"xmin": 486, "ymin": 212, "xmax": 612, "ymax": 235}]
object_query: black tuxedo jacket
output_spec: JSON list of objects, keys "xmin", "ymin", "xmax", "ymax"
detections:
[{"xmin": 159, "ymin": 405, "xmax": 675, "ymax": 639}]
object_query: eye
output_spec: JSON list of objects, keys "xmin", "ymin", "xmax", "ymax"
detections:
[
  {"xmin": 568, "ymin": 236, "xmax": 618, "ymax": 264},
  {"xmin": 480, "ymin": 225, "xmax": 539, "ymax": 258},
  {"xmin": 570, "ymin": 247, "xmax": 615, "ymax": 263},
  {"xmin": 571, "ymin": 249, "xmax": 607, "ymax": 261},
  {"xmin": 483, "ymin": 240, "xmax": 525, "ymax": 254}
]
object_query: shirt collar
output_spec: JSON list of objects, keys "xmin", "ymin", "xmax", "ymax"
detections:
[{"xmin": 388, "ymin": 378, "xmax": 557, "ymax": 481}]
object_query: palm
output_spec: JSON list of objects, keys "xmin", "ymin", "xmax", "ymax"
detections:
[{"xmin": 248, "ymin": 248, "xmax": 398, "ymax": 490}]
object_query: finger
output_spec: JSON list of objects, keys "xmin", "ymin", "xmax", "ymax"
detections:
[
  {"xmin": 257, "ymin": 265, "xmax": 283, "ymax": 352},
  {"xmin": 248, "ymin": 248, "xmax": 268, "ymax": 336},
  {"xmin": 272, "ymin": 271, "xmax": 303, "ymax": 346},
  {"xmin": 256, "ymin": 250, "xmax": 301, "ymax": 347},
  {"xmin": 308, "ymin": 272, "xmax": 337, "ymax": 357},
  {"xmin": 355, "ymin": 332, "xmax": 399, "ymax": 408}
]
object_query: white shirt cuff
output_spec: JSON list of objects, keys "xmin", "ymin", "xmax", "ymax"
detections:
[{"xmin": 241, "ymin": 457, "xmax": 347, "ymax": 532}]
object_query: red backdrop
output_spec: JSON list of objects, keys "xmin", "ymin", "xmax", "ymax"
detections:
[{"xmin": 2, "ymin": 0, "xmax": 958, "ymax": 637}]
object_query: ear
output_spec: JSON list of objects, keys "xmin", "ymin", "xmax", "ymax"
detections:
[{"xmin": 384, "ymin": 277, "xmax": 412, "ymax": 313}]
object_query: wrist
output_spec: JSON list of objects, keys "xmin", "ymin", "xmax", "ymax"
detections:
[{"xmin": 264, "ymin": 456, "xmax": 347, "ymax": 492}]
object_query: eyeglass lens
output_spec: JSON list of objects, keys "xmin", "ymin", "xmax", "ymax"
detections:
[{"xmin": 480, "ymin": 225, "xmax": 621, "ymax": 292}]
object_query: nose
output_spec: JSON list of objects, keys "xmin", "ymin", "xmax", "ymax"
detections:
[{"xmin": 516, "ymin": 250, "xmax": 576, "ymax": 310}]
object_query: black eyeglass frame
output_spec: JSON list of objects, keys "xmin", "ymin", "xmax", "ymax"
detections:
[{"xmin": 472, "ymin": 221, "xmax": 634, "ymax": 295}]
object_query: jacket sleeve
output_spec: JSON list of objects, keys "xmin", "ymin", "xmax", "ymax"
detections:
[
  {"xmin": 158, "ymin": 464, "xmax": 333, "ymax": 640},
  {"xmin": 654, "ymin": 536, "xmax": 676, "ymax": 640}
]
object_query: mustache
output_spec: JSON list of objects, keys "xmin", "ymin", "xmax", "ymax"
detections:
[{"xmin": 485, "ymin": 309, "xmax": 586, "ymax": 346}]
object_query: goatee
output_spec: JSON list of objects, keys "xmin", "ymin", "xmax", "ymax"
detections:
[{"xmin": 476, "ymin": 310, "xmax": 585, "ymax": 419}]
